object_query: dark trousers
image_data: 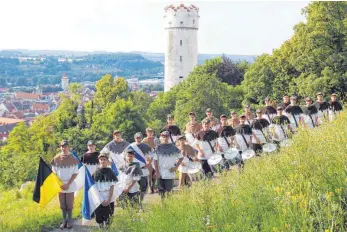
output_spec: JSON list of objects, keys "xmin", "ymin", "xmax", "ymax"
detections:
[
  {"xmin": 201, "ymin": 160, "xmax": 213, "ymax": 178},
  {"xmin": 58, "ymin": 192, "xmax": 74, "ymax": 211},
  {"xmin": 158, "ymin": 178, "xmax": 174, "ymax": 198},
  {"xmin": 94, "ymin": 202, "xmax": 114, "ymax": 224},
  {"xmin": 252, "ymin": 143, "xmax": 263, "ymax": 155},
  {"xmin": 151, "ymin": 169, "xmax": 157, "ymax": 192},
  {"xmin": 138, "ymin": 176, "xmax": 148, "ymax": 193}
]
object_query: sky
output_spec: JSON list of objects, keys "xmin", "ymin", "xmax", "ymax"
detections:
[{"xmin": 0, "ymin": 0, "xmax": 309, "ymax": 55}]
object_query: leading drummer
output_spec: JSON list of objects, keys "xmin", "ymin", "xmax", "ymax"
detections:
[
  {"xmin": 250, "ymin": 109, "xmax": 269, "ymax": 155},
  {"xmin": 195, "ymin": 119, "xmax": 219, "ymax": 178},
  {"xmin": 284, "ymin": 96, "xmax": 304, "ymax": 131}
]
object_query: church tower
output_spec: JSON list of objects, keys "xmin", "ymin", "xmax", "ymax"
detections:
[
  {"xmin": 164, "ymin": 4, "xmax": 199, "ymax": 92},
  {"xmin": 61, "ymin": 73, "xmax": 69, "ymax": 92}
]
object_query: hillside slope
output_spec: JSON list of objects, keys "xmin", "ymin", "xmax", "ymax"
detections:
[{"xmin": 111, "ymin": 113, "xmax": 347, "ymax": 232}]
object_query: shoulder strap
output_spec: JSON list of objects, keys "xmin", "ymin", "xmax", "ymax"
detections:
[
  {"xmin": 292, "ymin": 113, "xmax": 299, "ymax": 127},
  {"xmin": 308, "ymin": 114, "xmax": 315, "ymax": 128},
  {"xmin": 240, "ymin": 130, "xmax": 249, "ymax": 148},
  {"xmin": 207, "ymin": 140, "xmax": 215, "ymax": 153}
]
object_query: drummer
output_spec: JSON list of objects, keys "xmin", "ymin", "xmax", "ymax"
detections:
[
  {"xmin": 202, "ymin": 108, "xmax": 220, "ymax": 131},
  {"xmin": 195, "ymin": 119, "xmax": 219, "ymax": 178},
  {"xmin": 250, "ymin": 109, "xmax": 269, "ymax": 155},
  {"xmin": 303, "ymin": 97, "xmax": 318, "ymax": 128},
  {"xmin": 328, "ymin": 93, "xmax": 343, "ymax": 121},
  {"xmin": 184, "ymin": 112, "xmax": 202, "ymax": 145},
  {"xmin": 176, "ymin": 135, "xmax": 197, "ymax": 188},
  {"xmin": 284, "ymin": 96, "xmax": 304, "ymax": 131},
  {"xmin": 228, "ymin": 111, "xmax": 240, "ymax": 128},
  {"xmin": 161, "ymin": 114, "xmax": 181, "ymax": 144},
  {"xmin": 314, "ymin": 92, "xmax": 329, "ymax": 124},
  {"xmin": 217, "ymin": 114, "xmax": 235, "ymax": 169},
  {"xmin": 263, "ymin": 97, "xmax": 277, "ymax": 123},
  {"xmin": 244, "ymin": 104, "xmax": 254, "ymax": 125},
  {"xmin": 271, "ymin": 107, "xmax": 292, "ymax": 147},
  {"xmin": 234, "ymin": 115, "xmax": 253, "ymax": 164}
]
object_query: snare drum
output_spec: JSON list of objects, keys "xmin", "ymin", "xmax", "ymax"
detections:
[
  {"xmin": 262, "ymin": 143, "xmax": 277, "ymax": 153},
  {"xmin": 207, "ymin": 154, "xmax": 223, "ymax": 166},
  {"xmin": 223, "ymin": 148, "xmax": 239, "ymax": 161},
  {"xmin": 241, "ymin": 148, "xmax": 256, "ymax": 160},
  {"xmin": 186, "ymin": 162, "xmax": 202, "ymax": 174}
]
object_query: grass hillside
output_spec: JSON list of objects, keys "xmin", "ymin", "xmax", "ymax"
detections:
[
  {"xmin": 111, "ymin": 113, "xmax": 347, "ymax": 232},
  {"xmin": 0, "ymin": 184, "xmax": 82, "ymax": 232}
]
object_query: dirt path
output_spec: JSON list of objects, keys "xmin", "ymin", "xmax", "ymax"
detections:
[{"xmin": 49, "ymin": 193, "xmax": 161, "ymax": 232}]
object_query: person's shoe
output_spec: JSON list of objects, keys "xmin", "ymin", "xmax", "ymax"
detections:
[
  {"xmin": 66, "ymin": 221, "xmax": 73, "ymax": 229},
  {"xmin": 59, "ymin": 220, "xmax": 67, "ymax": 230}
]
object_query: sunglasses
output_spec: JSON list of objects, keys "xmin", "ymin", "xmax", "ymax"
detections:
[{"xmin": 60, "ymin": 145, "xmax": 68, "ymax": 148}]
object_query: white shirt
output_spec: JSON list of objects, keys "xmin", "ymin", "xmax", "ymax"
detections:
[{"xmin": 153, "ymin": 152, "xmax": 183, "ymax": 179}]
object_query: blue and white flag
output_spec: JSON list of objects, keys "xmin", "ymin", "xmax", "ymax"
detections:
[
  {"xmin": 111, "ymin": 160, "xmax": 119, "ymax": 177},
  {"xmin": 129, "ymin": 144, "xmax": 146, "ymax": 167},
  {"xmin": 82, "ymin": 167, "xmax": 102, "ymax": 225}
]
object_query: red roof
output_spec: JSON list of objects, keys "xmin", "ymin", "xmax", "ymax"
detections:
[
  {"xmin": 32, "ymin": 103, "xmax": 49, "ymax": 111},
  {"xmin": 15, "ymin": 92, "xmax": 41, "ymax": 100}
]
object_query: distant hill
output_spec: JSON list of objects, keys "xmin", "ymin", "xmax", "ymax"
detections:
[
  {"xmin": 132, "ymin": 51, "xmax": 256, "ymax": 64},
  {"xmin": 0, "ymin": 49, "xmax": 256, "ymax": 63}
]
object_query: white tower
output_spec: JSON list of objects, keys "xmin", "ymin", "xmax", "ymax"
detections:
[
  {"xmin": 164, "ymin": 4, "xmax": 199, "ymax": 92},
  {"xmin": 61, "ymin": 73, "xmax": 69, "ymax": 92}
]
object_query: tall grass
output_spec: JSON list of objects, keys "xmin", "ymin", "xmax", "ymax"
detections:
[
  {"xmin": 0, "ymin": 183, "xmax": 82, "ymax": 232},
  {"xmin": 111, "ymin": 113, "xmax": 347, "ymax": 231}
]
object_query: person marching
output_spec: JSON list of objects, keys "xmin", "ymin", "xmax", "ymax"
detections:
[
  {"xmin": 284, "ymin": 96, "xmax": 303, "ymax": 131},
  {"xmin": 314, "ymin": 92, "xmax": 329, "ymax": 125},
  {"xmin": 176, "ymin": 135, "xmax": 197, "ymax": 188},
  {"xmin": 195, "ymin": 119, "xmax": 219, "ymax": 178},
  {"xmin": 92, "ymin": 152, "xmax": 118, "ymax": 229},
  {"xmin": 118, "ymin": 148, "xmax": 142, "ymax": 208},
  {"xmin": 162, "ymin": 114, "xmax": 181, "ymax": 144},
  {"xmin": 203, "ymin": 108, "xmax": 220, "ymax": 131},
  {"xmin": 153, "ymin": 131, "xmax": 184, "ymax": 198},
  {"xmin": 184, "ymin": 112, "xmax": 202, "ymax": 146},
  {"xmin": 263, "ymin": 97, "xmax": 277, "ymax": 123},
  {"xmin": 142, "ymin": 128, "xmax": 160, "ymax": 150},
  {"xmin": 271, "ymin": 107, "xmax": 292, "ymax": 148},
  {"xmin": 303, "ymin": 97, "xmax": 318, "ymax": 129},
  {"xmin": 101, "ymin": 130, "xmax": 129, "ymax": 171},
  {"xmin": 234, "ymin": 115, "xmax": 254, "ymax": 163},
  {"xmin": 280, "ymin": 95, "xmax": 290, "ymax": 110},
  {"xmin": 142, "ymin": 127, "xmax": 159, "ymax": 194},
  {"xmin": 126, "ymin": 132, "xmax": 152, "ymax": 202},
  {"xmin": 217, "ymin": 114, "xmax": 235, "ymax": 170},
  {"xmin": 51, "ymin": 140, "xmax": 79, "ymax": 230},
  {"xmin": 228, "ymin": 111, "xmax": 240, "ymax": 128},
  {"xmin": 80, "ymin": 140, "xmax": 99, "ymax": 175},
  {"xmin": 328, "ymin": 93, "xmax": 343, "ymax": 121},
  {"xmin": 244, "ymin": 104, "xmax": 254, "ymax": 125},
  {"xmin": 250, "ymin": 110, "xmax": 270, "ymax": 155}
]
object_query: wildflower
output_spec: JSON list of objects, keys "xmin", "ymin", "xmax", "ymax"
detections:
[{"xmin": 274, "ymin": 187, "xmax": 281, "ymax": 194}]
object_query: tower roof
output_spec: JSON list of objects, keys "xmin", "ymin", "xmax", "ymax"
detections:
[
  {"xmin": 164, "ymin": 4, "xmax": 199, "ymax": 12},
  {"xmin": 62, "ymin": 73, "xmax": 68, "ymax": 79}
]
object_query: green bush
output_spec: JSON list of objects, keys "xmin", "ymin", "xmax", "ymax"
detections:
[
  {"xmin": 0, "ymin": 183, "xmax": 82, "ymax": 232},
  {"xmin": 110, "ymin": 112, "xmax": 347, "ymax": 231}
]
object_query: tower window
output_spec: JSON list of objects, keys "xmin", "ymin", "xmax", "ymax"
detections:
[
  {"xmin": 179, "ymin": 76, "xmax": 183, "ymax": 79},
  {"xmin": 180, "ymin": 56, "xmax": 182, "ymax": 62},
  {"xmin": 180, "ymin": 21, "xmax": 183, "ymax": 25},
  {"xmin": 180, "ymin": 40, "xmax": 182, "ymax": 46},
  {"xmin": 193, "ymin": 20, "xmax": 195, "ymax": 24}
]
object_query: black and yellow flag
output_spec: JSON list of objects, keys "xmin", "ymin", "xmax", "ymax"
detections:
[{"xmin": 33, "ymin": 157, "xmax": 63, "ymax": 207}]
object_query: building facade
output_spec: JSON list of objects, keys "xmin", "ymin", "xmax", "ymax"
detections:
[{"xmin": 164, "ymin": 4, "xmax": 199, "ymax": 92}]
